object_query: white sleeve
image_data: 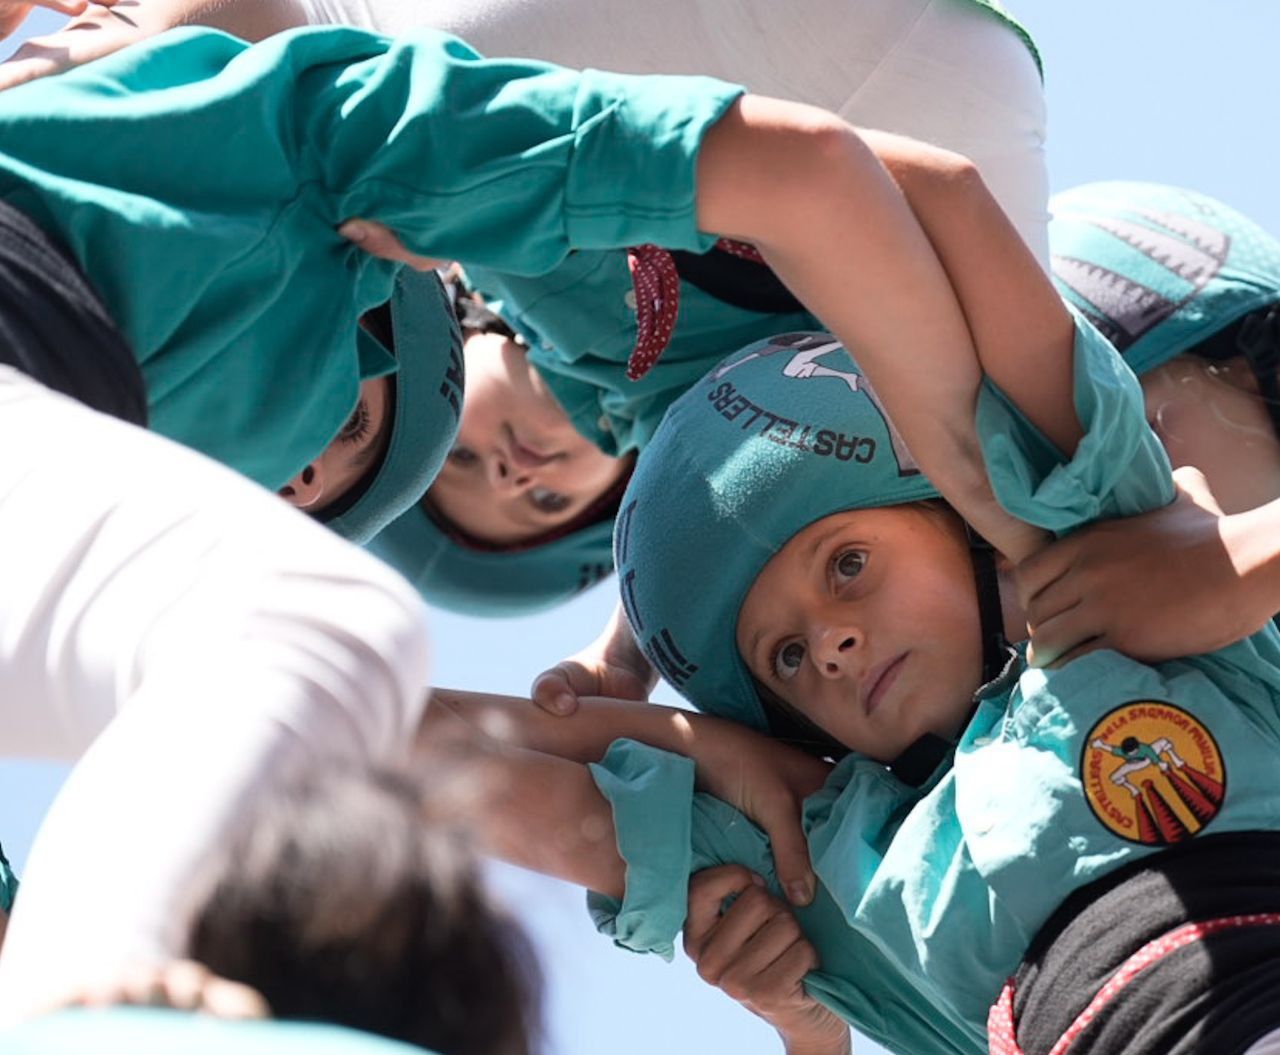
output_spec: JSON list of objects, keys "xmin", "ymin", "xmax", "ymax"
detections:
[
  {"xmin": 290, "ymin": 0, "xmax": 381, "ymax": 30},
  {"xmin": 0, "ymin": 367, "xmax": 431, "ymax": 1021}
]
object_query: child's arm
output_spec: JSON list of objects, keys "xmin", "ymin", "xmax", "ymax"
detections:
[
  {"xmin": 345, "ymin": 97, "xmax": 1068, "ymax": 558},
  {"xmin": 423, "ymin": 688, "xmax": 830, "ymax": 905},
  {"xmin": 695, "ymin": 101, "xmax": 1076, "ymax": 561},
  {"xmin": 419, "ymin": 728, "xmax": 629, "ymax": 897}
]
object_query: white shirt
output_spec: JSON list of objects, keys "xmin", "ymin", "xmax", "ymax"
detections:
[{"xmin": 0, "ymin": 367, "xmax": 431, "ymax": 1020}]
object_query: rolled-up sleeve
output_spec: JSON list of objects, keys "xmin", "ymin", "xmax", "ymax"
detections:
[
  {"xmin": 586, "ymin": 739, "xmax": 695, "ymax": 960},
  {"xmin": 977, "ymin": 309, "xmax": 1175, "ymax": 532}
]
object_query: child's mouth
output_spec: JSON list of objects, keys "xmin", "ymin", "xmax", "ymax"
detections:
[
  {"xmin": 865, "ymin": 653, "xmax": 907, "ymax": 716},
  {"xmin": 504, "ymin": 424, "xmax": 559, "ymax": 468}
]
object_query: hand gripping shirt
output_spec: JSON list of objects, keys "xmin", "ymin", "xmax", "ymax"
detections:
[
  {"xmin": 0, "ymin": 26, "xmax": 742, "ymax": 487},
  {"xmin": 587, "ymin": 318, "xmax": 1280, "ymax": 1045}
]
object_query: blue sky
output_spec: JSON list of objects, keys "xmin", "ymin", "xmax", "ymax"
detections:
[{"xmin": 2, "ymin": 3, "xmax": 1278, "ymax": 1053}]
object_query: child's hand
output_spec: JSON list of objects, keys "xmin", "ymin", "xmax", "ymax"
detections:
[
  {"xmin": 66, "ymin": 960, "xmax": 269, "ymax": 1019},
  {"xmin": 684, "ymin": 866, "xmax": 850, "ymax": 1055},
  {"xmin": 684, "ymin": 729, "xmax": 828, "ymax": 907},
  {"xmin": 1018, "ymin": 466, "xmax": 1271, "ymax": 665},
  {"xmin": 530, "ymin": 601, "xmax": 656, "ymax": 716},
  {"xmin": 339, "ymin": 220, "xmax": 447, "ymax": 272}
]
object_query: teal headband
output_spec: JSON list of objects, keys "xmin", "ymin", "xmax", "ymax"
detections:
[
  {"xmin": 1048, "ymin": 181, "xmax": 1280, "ymax": 373},
  {"xmin": 367, "ymin": 501, "xmax": 615, "ymax": 616},
  {"xmin": 326, "ymin": 269, "xmax": 464, "ymax": 545},
  {"xmin": 614, "ymin": 332, "xmax": 940, "ymax": 730}
]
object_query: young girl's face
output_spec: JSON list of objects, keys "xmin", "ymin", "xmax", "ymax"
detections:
[
  {"xmin": 427, "ymin": 331, "xmax": 628, "ymax": 545},
  {"xmin": 736, "ymin": 505, "xmax": 984, "ymax": 762}
]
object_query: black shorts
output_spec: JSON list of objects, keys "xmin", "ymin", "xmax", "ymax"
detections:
[
  {"xmin": 0, "ymin": 198, "xmax": 145, "ymax": 425},
  {"xmin": 1000, "ymin": 831, "xmax": 1280, "ymax": 1055}
]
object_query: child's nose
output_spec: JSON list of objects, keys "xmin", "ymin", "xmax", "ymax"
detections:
[
  {"xmin": 486, "ymin": 452, "xmax": 535, "ymax": 494},
  {"xmin": 810, "ymin": 624, "xmax": 859, "ymax": 679}
]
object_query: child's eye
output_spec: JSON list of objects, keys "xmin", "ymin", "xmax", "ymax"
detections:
[
  {"xmin": 773, "ymin": 641, "xmax": 806, "ymax": 681},
  {"xmin": 337, "ymin": 401, "xmax": 371, "ymax": 445},
  {"xmin": 529, "ymin": 486, "xmax": 571, "ymax": 514},
  {"xmin": 832, "ymin": 548, "xmax": 867, "ymax": 583},
  {"xmin": 448, "ymin": 445, "xmax": 479, "ymax": 467}
]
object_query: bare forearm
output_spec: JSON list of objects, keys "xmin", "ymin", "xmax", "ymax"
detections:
[
  {"xmin": 780, "ymin": 1020, "xmax": 853, "ymax": 1055},
  {"xmin": 425, "ymin": 686, "xmax": 703, "ymax": 765},
  {"xmin": 695, "ymin": 98, "xmax": 1035, "ymax": 557},
  {"xmin": 1225, "ymin": 496, "xmax": 1280, "ymax": 629},
  {"xmin": 418, "ymin": 732, "xmax": 625, "ymax": 897}
]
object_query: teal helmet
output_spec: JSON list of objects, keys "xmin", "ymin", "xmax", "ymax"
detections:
[
  {"xmin": 365, "ymin": 498, "xmax": 616, "ymax": 616},
  {"xmin": 0, "ymin": 1009, "xmax": 434, "ymax": 1055},
  {"xmin": 614, "ymin": 332, "xmax": 944, "ymax": 732},
  {"xmin": 324, "ymin": 268, "xmax": 464, "ymax": 545},
  {"xmin": 1048, "ymin": 181, "xmax": 1280, "ymax": 374}
]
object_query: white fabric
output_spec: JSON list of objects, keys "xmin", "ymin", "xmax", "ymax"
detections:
[
  {"xmin": 289, "ymin": 0, "xmax": 1049, "ymax": 262},
  {"xmin": 0, "ymin": 367, "xmax": 431, "ymax": 1021},
  {"xmin": 1247, "ymin": 1028, "xmax": 1280, "ymax": 1055}
]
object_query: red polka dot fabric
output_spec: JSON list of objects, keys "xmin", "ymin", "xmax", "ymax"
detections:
[{"xmin": 623, "ymin": 239, "xmax": 765, "ymax": 381}]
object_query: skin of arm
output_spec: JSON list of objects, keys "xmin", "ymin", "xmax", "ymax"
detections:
[
  {"xmin": 1018, "ymin": 465, "xmax": 1280, "ymax": 665},
  {"xmin": 424, "ymin": 688, "xmax": 829, "ymax": 904},
  {"xmin": 695, "ymin": 99, "xmax": 1078, "ymax": 563}
]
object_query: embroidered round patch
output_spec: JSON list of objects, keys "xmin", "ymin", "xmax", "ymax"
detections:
[{"xmin": 1081, "ymin": 702, "xmax": 1226, "ymax": 846}]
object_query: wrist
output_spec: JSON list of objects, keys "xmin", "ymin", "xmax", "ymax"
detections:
[
  {"xmin": 1223, "ymin": 501, "xmax": 1280, "ymax": 635},
  {"xmin": 775, "ymin": 1007, "xmax": 851, "ymax": 1055}
]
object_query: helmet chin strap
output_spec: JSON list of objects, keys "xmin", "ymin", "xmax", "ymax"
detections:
[{"xmin": 886, "ymin": 527, "xmax": 1013, "ymax": 788}]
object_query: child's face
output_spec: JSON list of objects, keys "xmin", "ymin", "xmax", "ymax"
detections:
[
  {"xmin": 735, "ymin": 506, "xmax": 984, "ymax": 762},
  {"xmin": 278, "ymin": 375, "xmax": 394, "ymax": 512},
  {"xmin": 427, "ymin": 331, "xmax": 628, "ymax": 545}
]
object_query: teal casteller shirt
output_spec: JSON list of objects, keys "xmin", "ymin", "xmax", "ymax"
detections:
[
  {"xmin": 587, "ymin": 318, "xmax": 1280, "ymax": 1051},
  {"xmin": 0, "ymin": 26, "xmax": 742, "ymax": 487}
]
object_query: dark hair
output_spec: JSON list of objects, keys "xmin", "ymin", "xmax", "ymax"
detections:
[
  {"xmin": 450, "ymin": 285, "xmax": 517, "ymax": 342},
  {"xmin": 189, "ymin": 766, "xmax": 541, "ymax": 1055}
]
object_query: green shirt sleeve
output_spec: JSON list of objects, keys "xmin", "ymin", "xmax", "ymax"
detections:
[
  {"xmin": 586, "ymin": 740, "xmax": 695, "ymax": 961},
  {"xmin": 976, "ymin": 309, "xmax": 1176, "ymax": 533},
  {"xmin": 0, "ymin": 26, "xmax": 743, "ymax": 486}
]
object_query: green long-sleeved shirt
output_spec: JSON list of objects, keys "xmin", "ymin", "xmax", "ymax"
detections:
[{"xmin": 0, "ymin": 26, "xmax": 742, "ymax": 487}]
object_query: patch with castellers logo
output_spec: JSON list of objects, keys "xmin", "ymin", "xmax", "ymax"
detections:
[{"xmin": 1080, "ymin": 701, "xmax": 1225, "ymax": 846}]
